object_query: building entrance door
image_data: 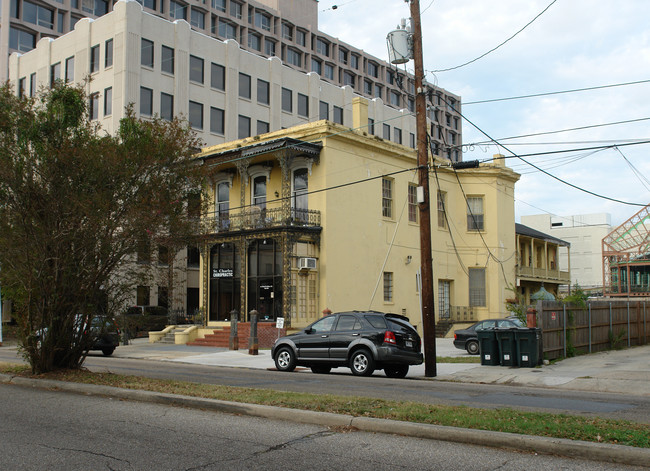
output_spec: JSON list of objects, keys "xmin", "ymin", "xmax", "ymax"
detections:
[{"xmin": 247, "ymin": 239, "xmax": 282, "ymax": 322}]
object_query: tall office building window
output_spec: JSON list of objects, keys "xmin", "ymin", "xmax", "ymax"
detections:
[
  {"xmin": 161, "ymin": 92, "xmax": 174, "ymax": 121},
  {"xmin": 394, "ymin": 127, "xmax": 402, "ymax": 144},
  {"xmin": 383, "ymin": 123, "xmax": 390, "ymax": 140},
  {"xmin": 189, "ymin": 55, "xmax": 204, "ymax": 84},
  {"xmin": 161, "ymin": 46, "xmax": 174, "ymax": 74},
  {"xmin": 239, "ymin": 73, "xmax": 251, "ymax": 99},
  {"xmin": 89, "ymin": 93, "xmax": 99, "ymax": 120},
  {"xmin": 256, "ymin": 120, "xmax": 269, "ymax": 135},
  {"xmin": 189, "ymin": 101, "xmax": 203, "ymax": 129},
  {"xmin": 65, "ymin": 56, "xmax": 74, "ymax": 82},
  {"xmin": 50, "ymin": 62, "xmax": 61, "ymax": 86},
  {"xmin": 286, "ymin": 48, "xmax": 301, "ymax": 67},
  {"xmin": 238, "ymin": 115, "xmax": 251, "ymax": 139},
  {"xmin": 210, "ymin": 106, "xmax": 224, "ymax": 134},
  {"xmin": 141, "ymin": 38, "xmax": 154, "ymax": 67},
  {"xmin": 89, "ymin": 45, "xmax": 99, "ymax": 73},
  {"xmin": 104, "ymin": 87, "xmax": 112, "ymax": 116},
  {"xmin": 104, "ymin": 38, "xmax": 113, "ymax": 68},
  {"xmin": 169, "ymin": 0, "xmax": 187, "ymax": 20},
  {"xmin": 319, "ymin": 101, "xmax": 328, "ymax": 120},
  {"xmin": 297, "ymin": 93, "xmax": 308, "ymax": 117},
  {"xmin": 257, "ymin": 79, "xmax": 269, "ymax": 105},
  {"xmin": 264, "ymin": 39, "xmax": 276, "ymax": 56},
  {"xmin": 190, "ymin": 8, "xmax": 205, "ymax": 29},
  {"xmin": 140, "ymin": 87, "xmax": 153, "ymax": 116},
  {"xmin": 281, "ymin": 88, "xmax": 292, "ymax": 112},
  {"xmin": 211, "ymin": 63, "xmax": 225, "ymax": 90},
  {"xmin": 9, "ymin": 27, "xmax": 35, "ymax": 53},
  {"xmin": 333, "ymin": 106, "xmax": 343, "ymax": 125}
]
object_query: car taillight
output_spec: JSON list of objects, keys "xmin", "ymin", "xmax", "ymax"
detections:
[
  {"xmin": 454, "ymin": 333, "xmax": 457, "ymax": 340},
  {"xmin": 383, "ymin": 331, "xmax": 396, "ymax": 344}
]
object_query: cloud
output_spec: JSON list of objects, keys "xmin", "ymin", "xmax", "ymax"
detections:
[{"xmin": 319, "ymin": 0, "xmax": 650, "ymax": 225}]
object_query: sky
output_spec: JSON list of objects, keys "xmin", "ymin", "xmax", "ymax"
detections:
[{"xmin": 318, "ymin": 0, "xmax": 650, "ymax": 227}]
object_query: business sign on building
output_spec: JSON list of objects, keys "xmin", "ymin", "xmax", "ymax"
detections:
[{"xmin": 212, "ymin": 268, "xmax": 234, "ymax": 278}]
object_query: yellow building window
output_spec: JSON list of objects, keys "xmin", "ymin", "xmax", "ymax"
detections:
[{"xmin": 382, "ymin": 178, "xmax": 393, "ymax": 218}]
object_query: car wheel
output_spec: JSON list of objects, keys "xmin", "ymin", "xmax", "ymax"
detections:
[
  {"xmin": 349, "ymin": 349, "xmax": 375, "ymax": 376},
  {"xmin": 310, "ymin": 365, "xmax": 331, "ymax": 374},
  {"xmin": 384, "ymin": 365, "xmax": 409, "ymax": 378},
  {"xmin": 466, "ymin": 340, "xmax": 479, "ymax": 355},
  {"xmin": 102, "ymin": 348, "xmax": 115, "ymax": 356},
  {"xmin": 274, "ymin": 347, "xmax": 296, "ymax": 372}
]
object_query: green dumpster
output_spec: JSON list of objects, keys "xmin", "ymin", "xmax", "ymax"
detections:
[
  {"xmin": 515, "ymin": 328, "xmax": 542, "ymax": 367},
  {"xmin": 477, "ymin": 329, "xmax": 500, "ymax": 365},
  {"xmin": 495, "ymin": 328, "xmax": 518, "ymax": 366}
]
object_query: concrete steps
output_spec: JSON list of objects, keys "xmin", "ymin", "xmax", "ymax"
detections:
[
  {"xmin": 157, "ymin": 326, "xmax": 195, "ymax": 344},
  {"xmin": 187, "ymin": 323, "xmax": 286, "ymax": 349}
]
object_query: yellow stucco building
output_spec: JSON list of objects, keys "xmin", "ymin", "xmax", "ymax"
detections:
[{"xmin": 195, "ymin": 98, "xmax": 520, "ymax": 335}]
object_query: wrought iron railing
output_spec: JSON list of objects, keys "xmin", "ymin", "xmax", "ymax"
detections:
[
  {"xmin": 517, "ymin": 266, "xmax": 570, "ymax": 282},
  {"xmin": 204, "ymin": 207, "xmax": 321, "ymax": 234}
]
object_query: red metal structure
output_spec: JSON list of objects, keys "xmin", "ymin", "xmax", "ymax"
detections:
[{"xmin": 602, "ymin": 204, "xmax": 650, "ymax": 296}]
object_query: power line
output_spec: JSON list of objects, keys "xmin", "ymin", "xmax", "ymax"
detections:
[
  {"xmin": 433, "ymin": 95, "xmax": 650, "ymax": 206},
  {"xmin": 463, "ymin": 79, "xmax": 650, "ymax": 105},
  {"xmin": 614, "ymin": 147, "xmax": 650, "ymax": 193},
  {"xmin": 473, "ymin": 140, "xmax": 650, "ymax": 163},
  {"xmin": 430, "ymin": 0, "xmax": 558, "ymax": 73},
  {"xmin": 464, "ymin": 117, "xmax": 650, "ymax": 145}
]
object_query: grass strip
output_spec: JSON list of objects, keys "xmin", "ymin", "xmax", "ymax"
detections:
[{"xmin": 2, "ymin": 365, "xmax": 647, "ymax": 448}]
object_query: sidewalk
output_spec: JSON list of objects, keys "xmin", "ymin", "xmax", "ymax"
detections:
[{"xmin": 105, "ymin": 337, "xmax": 650, "ymax": 396}]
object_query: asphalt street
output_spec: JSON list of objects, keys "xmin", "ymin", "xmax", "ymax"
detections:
[{"xmin": 1, "ymin": 384, "xmax": 646, "ymax": 471}]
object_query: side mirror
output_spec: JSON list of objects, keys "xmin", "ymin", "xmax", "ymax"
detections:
[{"xmin": 305, "ymin": 327, "xmax": 314, "ymax": 334}]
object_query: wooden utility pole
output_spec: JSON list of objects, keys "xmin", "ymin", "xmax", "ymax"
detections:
[{"xmin": 409, "ymin": 0, "xmax": 437, "ymax": 376}]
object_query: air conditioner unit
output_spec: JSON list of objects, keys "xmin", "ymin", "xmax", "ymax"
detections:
[{"xmin": 299, "ymin": 257, "xmax": 317, "ymax": 270}]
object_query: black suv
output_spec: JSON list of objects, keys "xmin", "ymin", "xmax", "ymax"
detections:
[
  {"xmin": 271, "ymin": 311, "xmax": 423, "ymax": 378},
  {"xmin": 88, "ymin": 315, "xmax": 120, "ymax": 356}
]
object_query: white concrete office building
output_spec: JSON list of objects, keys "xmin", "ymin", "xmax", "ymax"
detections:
[{"xmin": 3, "ymin": 0, "xmax": 462, "ymax": 157}]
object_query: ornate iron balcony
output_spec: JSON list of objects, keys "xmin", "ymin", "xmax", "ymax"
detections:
[{"xmin": 204, "ymin": 207, "xmax": 321, "ymax": 234}]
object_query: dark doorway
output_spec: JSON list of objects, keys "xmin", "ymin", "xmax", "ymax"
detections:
[
  {"xmin": 247, "ymin": 239, "xmax": 282, "ymax": 321},
  {"xmin": 209, "ymin": 243, "xmax": 241, "ymax": 321}
]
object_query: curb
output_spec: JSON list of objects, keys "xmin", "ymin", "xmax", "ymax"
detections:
[{"xmin": 1, "ymin": 373, "xmax": 648, "ymax": 467}]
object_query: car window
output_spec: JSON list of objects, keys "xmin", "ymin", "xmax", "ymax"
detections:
[
  {"xmin": 364, "ymin": 314, "xmax": 387, "ymax": 329},
  {"xmin": 387, "ymin": 319, "xmax": 411, "ymax": 333},
  {"xmin": 476, "ymin": 320, "xmax": 496, "ymax": 330},
  {"xmin": 500, "ymin": 319, "xmax": 524, "ymax": 328},
  {"xmin": 335, "ymin": 315, "xmax": 361, "ymax": 331},
  {"xmin": 311, "ymin": 316, "xmax": 336, "ymax": 333}
]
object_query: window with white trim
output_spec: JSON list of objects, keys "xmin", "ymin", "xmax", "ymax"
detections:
[{"xmin": 467, "ymin": 196, "xmax": 484, "ymax": 231}]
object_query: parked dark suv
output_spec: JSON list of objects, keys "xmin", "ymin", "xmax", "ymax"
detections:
[{"xmin": 271, "ymin": 311, "xmax": 423, "ymax": 378}]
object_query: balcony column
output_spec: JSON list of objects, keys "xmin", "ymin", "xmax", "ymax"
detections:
[
  {"xmin": 235, "ymin": 159, "xmax": 251, "ymax": 210},
  {"xmin": 199, "ymin": 241, "xmax": 210, "ymax": 324},
  {"xmin": 279, "ymin": 151, "xmax": 293, "ymax": 327},
  {"xmin": 278, "ymin": 151, "xmax": 292, "ymax": 218},
  {"xmin": 544, "ymin": 241, "xmax": 548, "ymax": 276}
]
